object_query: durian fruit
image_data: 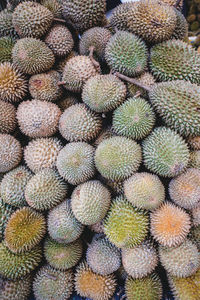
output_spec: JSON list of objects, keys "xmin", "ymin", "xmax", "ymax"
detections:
[
  {"xmin": 189, "ymin": 151, "xmax": 200, "ymax": 169},
  {"xmin": 56, "ymin": 142, "xmax": 95, "ymax": 185},
  {"xmin": 0, "ymin": 9, "xmax": 18, "ymax": 39},
  {"xmin": 188, "ymin": 136, "xmax": 200, "ymax": 150},
  {"xmin": 41, "ymin": 0, "xmax": 62, "ymax": 18},
  {"xmin": 160, "ymin": 0, "xmax": 183, "ymax": 10},
  {"xmin": 0, "ymin": 242, "xmax": 42, "ymax": 280},
  {"xmin": 71, "ymin": 180, "xmax": 111, "ymax": 225},
  {"xmin": 82, "ymin": 74, "xmax": 127, "ymax": 113},
  {"xmin": 45, "ymin": 24, "xmax": 74, "ymax": 57},
  {"xmin": 12, "ymin": 38, "xmax": 55, "ymax": 75},
  {"xmin": 0, "ymin": 62, "xmax": 27, "ymax": 102},
  {"xmin": 142, "ymin": 127, "xmax": 189, "ymax": 177},
  {"xmin": 192, "ymin": 204, "xmax": 200, "ymax": 226},
  {"xmin": 0, "ymin": 100, "xmax": 16, "ymax": 133},
  {"xmin": 109, "ymin": 2, "xmax": 135, "ymax": 32},
  {"xmin": 190, "ymin": 225, "xmax": 200, "ymax": 250},
  {"xmin": 95, "ymin": 136, "xmax": 142, "ymax": 181},
  {"xmin": 86, "ymin": 234, "xmax": 121, "ymax": 275},
  {"xmin": 105, "ymin": 31, "xmax": 147, "ymax": 77},
  {"xmin": 122, "ymin": 241, "xmax": 158, "ymax": 278},
  {"xmin": 61, "ymin": 55, "xmax": 98, "ymax": 92},
  {"xmin": 124, "ymin": 172, "xmax": 165, "ymax": 210},
  {"xmin": 47, "ymin": 200, "xmax": 84, "ymax": 244},
  {"xmin": 112, "ymin": 97, "xmax": 155, "ymax": 140},
  {"xmin": 62, "ymin": 0, "xmax": 106, "ymax": 32},
  {"xmin": 17, "ymin": 100, "xmax": 61, "ymax": 138},
  {"xmin": 127, "ymin": 72, "xmax": 155, "ymax": 98},
  {"xmin": 79, "ymin": 27, "xmax": 112, "ymax": 61},
  {"xmin": 25, "ymin": 169, "xmax": 68, "ymax": 211},
  {"xmin": 57, "ymin": 94, "xmax": 78, "ymax": 111},
  {"xmin": 24, "ymin": 137, "xmax": 62, "ymax": 173},
  {"xmin": 75, "ymin": 261, "xmax": 117, "ymax": 300},
  {"xmin": 172, "ymin": 9, "xmax": 188, "ymax": 40},
  {"xmin": 33, "ymin": 265, "xmax": 74, "ymax": 300},
  {"xmin": 159, "ymin": 240, "xmax": 200, "ymax": 277},
  {"xmin": 29, "ymin": 70, "xmax": 63, "ymax": 102},
  {"xmin": 169, "ymin": 168, "xmax": 200, "ymax": 209},
  {"xmin": 44, "ymin": 237, "xmax": 83, "ymax": 270},
  {"xmin": 104, "ymin": 196, "xmax": 148, "ymax": 248},
  {"xmin": 59, "ymin": 103, "xmax": 102, "ymax": 142},
  {"xmin": 150, "ymin": 202, "xmax": 191, "ymax": 247},
  {"xmin": 12, "ymin": 1, "xmax": 53, "ymax": 38},
  {"xmin": 55, "ymin": 50, "xmax": 78, "ymax": 74},
  {"xmin": 5, "ymin": 207, "xmax": 46, "ymax": 253},
  {"xmin": 0, "ymin": 275, "xmax": 32, "ymax": 300},
  {"xmin": 0, "ymin": 36, "xmax": 15, "ymax": 63},
  {"xmin": 125, "ymin": 274, "xmax": 162, "ymax": 300},
  {"xmin": 93, "ymin": 126, "xmax": 115, "ymax": 148},
  {"xmin": 0, "ymin": 134, "xmax": 22, "ymax": 173},
  {"xmin": 89, "ymin": 220, "xmax": 104, "ymax": 234},
  {"xmin": 105, "ymin": 178, "xmax": 124, "ymax": 195},
  {"xmin": 1, "ymin": 166, "xmax": 32, "ymax": 207},
  {"xmin": 0, "ymin": 199, "xmax": 15, "ymax": 242}
]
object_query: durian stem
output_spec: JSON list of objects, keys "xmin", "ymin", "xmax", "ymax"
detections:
[
  {"xmin": 174, "ymin": 0, "xmax": 181, "ymax": 8},
  {"xmin": 54, "ymin": 18, "xmax": 66, "ymax": 23},
  {"xmin": 89, "ymin": 46, "xmax": 101, "ymax": 73},
  {"xmin": 58, "ymin": 81, "xmax": 66, "ymax": 86},
  {"xmin": 114, "ymin": 72, "xmax": 151, "ymax": 92}
]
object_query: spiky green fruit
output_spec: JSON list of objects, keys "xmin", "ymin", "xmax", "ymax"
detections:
[
  {"xmin": 0, "ymin": 275, "xmax": 32, "ymax": 300},
  {"xmin": 0, "ymin": 36, "xmax": 15, "ymax": 63},
  {"xmin": 104, "ymin": 196, "xmax": 148, "ymax": 248},
  {"xmin": 48, "ymin": 200, "xmax": 84, "ymax": 244},
  {"xmin": 142, "ymin": 127, "xmax": 189, "ymax": 177},
  {"xmin": 33, "ymin": 265, "xmax": 74, "ymax": 300},
  {"xmin": 189, "ymin": 151, "xmax": 200, "ymax": 169},
  {"xmin": 0, "ymin": 242, "xmax": 42, "ymax": 280},
  {"xmin": 95, "ymin": 136, "xmax": 142, "ymax": 181},
  {"xmin": 127, "ymin": 72, "xmax": 155, "ymax": 98},
  {"xmin": 41, "ymin": 0, "xmax": 62, "ymax": 18},
  {"xmin": 0, "ymin": 199, "xmax": 15, "ymax": 242},
  {"xmin": 0, "ymin": 9, "xmax": 18, "ymax": 39},
  {"xmin": 0, "ymin": 100, "xmax": 16, "ymax": 134},
  {"xmin": 172, "ymin": 9, "xmax": 188, "ymax": 40},
  {"xmin": 105, "ymin": 31, "xmax": 147, "ymax": 77}
]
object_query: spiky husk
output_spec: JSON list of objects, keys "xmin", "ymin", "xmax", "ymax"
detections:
[
  {"xmin": 192, "ymin": 204, "xmax": 200, "ymax": 226},
  {"xmin": 189, "ymin": 151, "xmax": 200, "ymax": 170},
  {"xmin": 0, "ymin": 100, "xmax": 16, "ymax": 134},
  {"xmin": 0, "ymin": 275, "xmax": 32, "ymax": 300},
  {"xmin": 188, "ymin": 136, "xmax": 200, "ymax": 150},
  {"xmin": 89, "ymin": 220, "xmax": 104, "ymax": 234},
  {"xmin": 41, "ymin": 0, "xmax": 62, "ymax": 18},
  {"xmin": 57, "ymin": 94, "xmax": 78, "ymax": 112},
  {"xmin": 0, "ymin": 9, "xmax": 18, "ymax": 39},
  {"xmin": 0, "ymin": 36, "xmax": 15, "ymax": 63},
  {"xmin": 0, "ymin": 199, "xmax": 15, "ymax": 242},
  {"xmin": 55, "ymin": 51, "xmax": 78, "ymax": 73},
  {"xmin": 189, "ymin": 225, "xmax": 200, "ymax": 250},
  {"xmin": 172, "ymin": 9, "xmax": 188, "ymax": 40}
]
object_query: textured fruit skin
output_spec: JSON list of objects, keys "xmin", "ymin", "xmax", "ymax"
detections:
[
  {"xmin": 12, "ymin": 38, "xmax": 55, "ymax": 75},
  {"xmin": 0, "ymin": 199, "xmax": 15, "ymax": 242},
  {"xmin": 71, "ymin": 180, "xmax": 111, "ymax": 225},
  {"xmin": 125, "ymin": 274, "xmax": 162, "ymax": 300},
  {"xmin": 142, "ymin": 127, "xmax": 189, "ymax": 177},
  {"xmin": 192, "ymin": 204, "xmax": 200, "ymax": 226},
  {"xmin": 82, "ymin": 74, "xmax": 127, "ymax": 113},
  {"xmin": 172, "ymin": 9, "xmax": 188, "ymax": 40},
  {"xmin": 95, "ymin": 136, "xmax": 142, "ymax": 181},
  {"xmin": 86, "ymin": 234, "xmax": 121, "ymax": 275},
  {"xmin": 44, "ymin": 237, "xmax": 83, "ymax": 270},
  {"xmin": 0, "ymin": 9, "xmax": 18, "ymax": 39},
  {"xmin": 0, "ymin": 100, "xmax": 16, "ymax": 134},
  {"xmin": 189, "ymin": 151, "xmax": 200, "ymax": 170},
  {"xmin": 104, "ymin": 196, "xmax": 148, "ymax": 248},
  {"xmin": 89, "ymin": 221, "xmax": 104, "ymax": 234},
  {"xmin": 12, "ymin": 1, "xmax": 53, "ymax": 38},
  {"xmin": 149, "ymin": 81, "xmax": 200, "ymax": 137},
  {"xmin": 105, "ymin": 31, "xmax": 147, "ymax": 77},
  {"xmin": 159, "ymin": 240, "xmax": 200, "ymax": 278},
  {"xmin": 127, "ymin": 72, "xmax": 155, "ymax": 98},
  {"xmin": 0, "ymin": 36, "xmax": 15, "ymax": 63},
  {"xmin": 62, "ymin": 55, "xmax": 98, "ymax": 92},
  {"xmin": 150, "ymin": 202, "xmax": 191, "ymax": 247},
  {"xmin": 190, "ymin": 225, "xmax": 200, "ymax": 250},
  {"xmin": 1, "ymin": 166, "xmax": 32, "ymax": 207},
  {"xmin": 0, "ymin": 242, "xmax": 42, "ymax": 280},
  {"xmin": 48, "ymin": 200, "xmax": 84, "ymax": 244},
  {"xmin": 124, "ymin": 172, "xmax": 165, "ymax": 210},
  {"xmin": 0, "ymin": 275, "xmax": 32, "ymax": 300},
  {"xmin": 55, "ymin": 51, "xmax": 78, "ymax": 74},
  {"xmin": 33, "ymin": 265, "xmax": 74, "ymax": 300},
  {"xmin": 56, "ymin": 142, "xmax": 95, "ymax": 185},
  {"xmin": 41, "ymin": 0, "xmax": 63, "ymax": 18},
  {"xmin": 188, "ymin": 136, "xmax": 200, "ymax": 150},
  {"xmin": 75, "ymin": 261, "xmax": 117, "ymax": 300},
  {"xmin": 109, "ymin": 3, "xmax": 135, "ymax": 32},
  {"xmin": 57, "ymin": 94, "xmax": 78, "ymax": 112}
]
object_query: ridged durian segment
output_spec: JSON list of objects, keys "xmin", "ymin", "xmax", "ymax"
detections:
[
  {"xmin": 150, "ymin": 202, "xmax": 191, "ymax": 247},
  {"xmin": 95, "ymin": 136, "xmax": 142, "ymax": 181},
  {"xmin": 0, "ymin": 100, "xmax": 16, "ymax": 134},
  {"xmin": 0, "ymin": 242, "xmax": 42, "ymax": 280},
  {"xmin": 125, "ymin": 274, "xmax": 162, "ymax": 300},
  {"xmin": 189, "ymin": 151, "xmax": 200, "ymax": 170},
  {"xmin": 57, "ymin": 94, "xmax": 79, "ymax": 112},
  {"xmin": 172, "ymin": 9, "xmax": 188, "ymax": 40},
  {"xmin": 142, "ymin": 127, "xmax": 189, "ymax": 177},
  {"xmin": 71, "ymin": 180, "xmax": 111, "ymax": 225},
  {"xmin": 41, "ymin": 0, "xmax": 63, "ymax": 18},
  {"xmin": 79, "ymin": 27, "xmax": 111, "ymax": 60},
  {"xmin": 75, "ymin": 261, "xmax": 117, "ymax": 300},
  {"xmin": 45, "ymin": 24, "xmax": 74, "ymax": 57},
  {"xmin": 0, "ymin": 199, "xmax": 15, "ymax": 242},
  {"xmin": 149, "ymin": 81, "xmax": 200, "ymax": 137},
  {"xmin": 25, "ymin": 169, "xmax": 68, "ymax": 211},
  {"xmin": 105, "ymin": 31, "xmax": 147, "ymax": 77},
  {"xmin": 0, "ymin": 36, "xmax": 15, "ymax": 63},
  {"xmin": 59, "ymin": 103, "xmax": 102, "ymax": 142},
  {"xmin": 5, "ymin": 207, "xmax": 46, "ymax": 253},
  {"xmin": 0, "ymin": 134, "xmax": 22, "ymax": 173},
  {"xmin": 86, "ymin": 234, "xmax": 121, "ymax": 275},
  {"xmin": 33, "ymin": 265, "xmax": 74, "ymax": 300},
  {"xmin": 109, "ymin": 3, "xmax": 135, "ymax": 32},
  {"xmin": 1, "ymin": 166, "xmax": 32, "ymax": 207},
  {"xmin": 56, "ymin": 142, "xmax": 95, "ymax": 185},
  {"xmin": 124, "ymin": 172, "xmax": 165, "ymax": 210},
  {"xmin": 62, "ymin": 55, "xmax": 98, "ymax": 92},
  {"xmin": 191, "ymin": 204, "xmax": 200, "ymax": 226},
  {"xmin": 127, "ymin": 72, "xmax": 155, "ymax": 98},
  {"xmin": 17, "ymin": 100, "xmax": 61, "ymax": 138},
  {"xmin": 24, "ymin": 137, "xmax": 62, "ymax": 173},
  {"xmin": 55, "ymin": 51, "xmax": 78, "ymax": 74},
  {"xmin": 188, "ymin": 136, "xmax": 200, "ymax": 150},
  {"xmin": 12, "ymin": 38, "xmax": 55, "ymax": 75},
  {"xmin": 169, "ymin": 168, "xmax": 200, "ymax": 209},
  {"xmin": 0, "ymin": 62, "xmax": 27, "ymax": 102},
  {"xmin": 122, "ymin": 241, "xmax": 158, "ymax": 279},
  {"xmin": 159, "ymin": 240, "xmax": 200, "ymax": 277},
  {"xmin": 62, "ymin": 0, "xmax": 106, "ymax": 32},
  {"xmin": 0, "ymin": 275, "xmax": 32, "ymax": 300},
  {"xmin": 104, "ymin": 196, "xmax": 148, "ymax": 248},
  {"xmin": 48, "ymin": 200, "xmax": 84, "ymax": 244},
  {"xmin": 44, "ymin": 237, "xmax": 83, "ymax": 270},
  {"xmin": 112, "ymin": 97, "xmax": 155, "ymax": 140},
  {"xmin": 0, "ymin": 9, "xmax": 18, "ymax": 39}
]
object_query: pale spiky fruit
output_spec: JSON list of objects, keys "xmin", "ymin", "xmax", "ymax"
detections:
[
  {"xmin": 89, "ymin": 220, "xmax": 104, "ymax": 234},
  {"xmin": 57, "ymin": 94, "xmax": 78, "ymax": 112},
  {"xmin": 0, "ymin": 275, "xmax": 32, "ymax": 300},
  {"xmin": 171, "ymin": 9, "xmax": 188, "ymax": 40},
  {"xmin": 191, "ymin": 204, "xmax": 200, "ymax": 226},
  {"xmin": 0, "ymin": 199, "xmax": 15, "ymax": 242},
  {"xmin": 0, "ymin": 9, "xmax": 18, "ymax": 39},
  {"xmin": 41, "ymin": 0, "xmax": 62, "ymax": 18},
  {"xmin": 0, "ymin": 100, "xmax": 16, "ymax": 134},
  {"xmin": 189, "ymin": 151, "xmax": 200, "ymax": 170},
  {"xmin": 190, "ymin": 225, "xmax": 200, "ymax": 250},
  {"xmin": 55, "ymin": 51, "xmax": 78, "ymax": 74}
]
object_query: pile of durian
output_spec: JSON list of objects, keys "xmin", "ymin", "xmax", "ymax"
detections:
[{"xmin": 0, "ymin": 0, "xmax": 200, "ymax": 299}]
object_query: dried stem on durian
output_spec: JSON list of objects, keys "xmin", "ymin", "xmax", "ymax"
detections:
[
  {"xmin": 114, "ymin": 72, "xmax": 151, "ymax": 92},
  {"xmin": 89, "ymin": 46, "xmax": 101, "ymax": 73},
  {"xmin": 54, "ymin": 18, "xmax": 66, "ymax": 23}
]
